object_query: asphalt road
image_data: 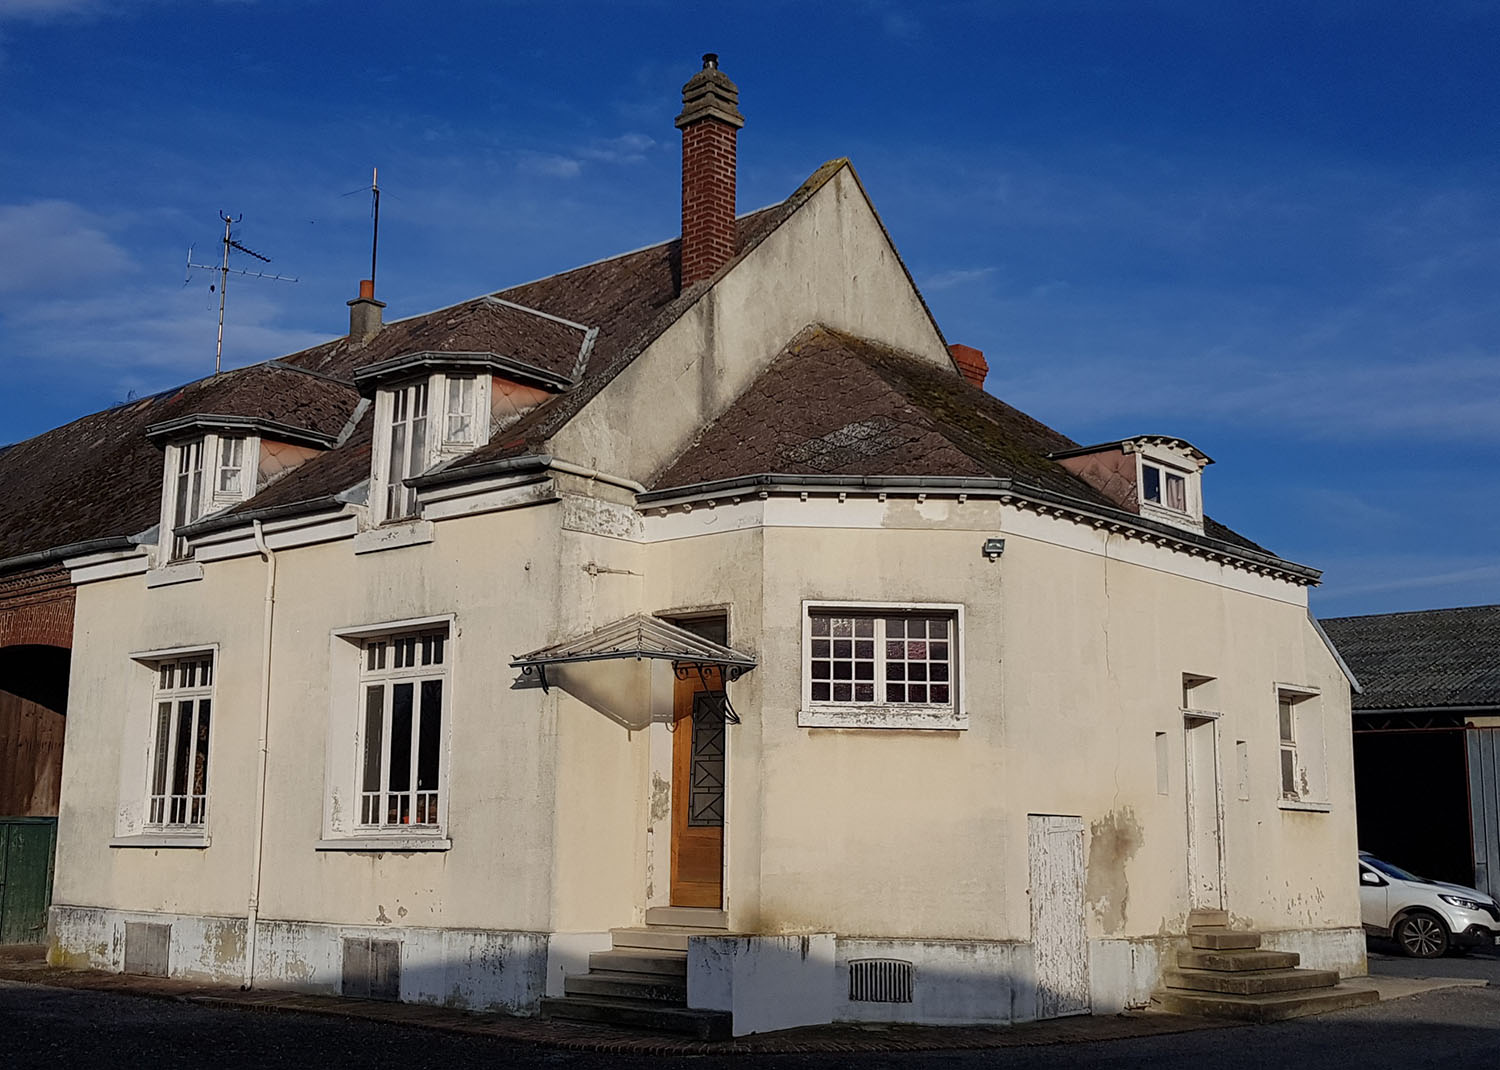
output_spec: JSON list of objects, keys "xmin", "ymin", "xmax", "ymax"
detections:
[
  {"xmin": 2, "ymin": 978, "xmax": 1498, "ymax": 1070},
  {"xmin": 1367, "ymin": 938, "xmax": 1500, "ymax": 982}
]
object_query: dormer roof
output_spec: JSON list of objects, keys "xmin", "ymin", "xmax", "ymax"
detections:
[{"xmin": 1050, "ymin": 435, "xmax": 1213, "ymax": 469}]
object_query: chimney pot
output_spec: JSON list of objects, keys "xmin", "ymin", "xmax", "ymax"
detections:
[
  {"xmin": 347, "ymin": 280, "xmax": 386, "ymax": 343},
  {"xmin": 676, "ymin": 54, "xmax": 744, "ymax": 289},
  {"xmin": 949, "ymin": 344, "xmax": 989, "ymax": 390}
]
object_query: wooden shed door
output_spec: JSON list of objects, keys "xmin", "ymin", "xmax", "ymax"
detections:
[
  {"xmin": 1029, "ymin": 814, "xmax": 1090, "ymax": 1019},
  {"xmin": 0, "ymin": 818, "xmax": 57, "ymax": 944},
  {"xmin": 670, "ymin": 667, "xmax": 725, "ymax": 907}
]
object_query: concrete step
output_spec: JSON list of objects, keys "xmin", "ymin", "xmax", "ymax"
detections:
[
  {"xmin": 611, "ymin": 927, "xmax": 695, "ymax": 952},
  {"xmin": 1177, "ymin": 948, "xmax": 1300, "ymax": 972},
  {"xmin": 540, "ymin": 995, "xmax": 732, "ymax": 1041},
  {"xmin": 587, "ymin": 948, "xmax": 688, "ymax": 977},
  {"xmin": 564, "ymin": 969, "xmax": 687, "ymax": 1003},
  {"xmin": 1164, "ymin": 967, "xmax": 1341, "ymax": 996},
  {"xmin": 1188, "ymin": 929, "xmax": 1263, "ymax": 950},
  {"xmin": 1187, "ymin": 909, "xmax": 1230, "ymax": 928},
  {"xmin": 645, "ymin": 906, "xmax": 728, "ymax": 930},
  {"xmin": 1155, "ymin": 984, "xmax": 1379, "ymax": 1023}
]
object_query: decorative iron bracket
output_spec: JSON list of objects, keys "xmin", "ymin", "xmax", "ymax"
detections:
[
  {"xmin": 520, "ymin": 663, "xmax": 550, "ymax": 694},
  {"xmin": 671, "ymin": 661, "xmax": 742, "ymax": 724}
]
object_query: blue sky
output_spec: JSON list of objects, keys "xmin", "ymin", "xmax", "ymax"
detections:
[{"xmin": 0, "ymin": 1, "xmax": 1495, "ymax": 617}]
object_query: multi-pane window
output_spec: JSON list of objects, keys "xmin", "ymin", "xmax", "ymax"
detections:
[
  {"xmin": 148, "ymin": 654, "xmax": 214, "ymax": 826},
  {"xmin": 359, "ymin": 629, "xmax": 447, "ymax": 827},
  {"xmin": 444, "ymin": 376, "xmax": 477, "ymax": 446},
  {"xmin": 1278, "ymin": 696, "xmax": 1299, "ymax": 799},
  {"xmin": 1142, "ymin": 463, "xmax": 1187, "ymax": 512},
  {"xmin": 171, "ymin": 440, "xmax": 206, "ymax": 559},
  {"xmin": 216, "ymin": 436, "xmax": 247, "ymax": 498},
  {"xmin": 808, "ymin": 612, "xmax": 954, "ymax": 706},
  {"xmin": 384, "ymin": 382, "xmax": 429, "ymax": 520}
]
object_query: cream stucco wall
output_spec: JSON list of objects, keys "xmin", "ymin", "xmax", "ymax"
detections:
[{"xmin": 553, "ymin": 165, "xmax": 951, "ymax": 484}]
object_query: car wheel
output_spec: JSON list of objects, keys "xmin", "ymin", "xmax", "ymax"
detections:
[{"xmin": 1394, "ymin": 912, "xmax": 1449, "ymax": 958}]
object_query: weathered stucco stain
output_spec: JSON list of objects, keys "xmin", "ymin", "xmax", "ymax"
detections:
[
  {"xmin": 649, "ymin": 772, "xmax": 671, "ymax": 823},
  {"xmin": 1085, "ymin": 808, "xmax": 1144, "ymax": 934}
]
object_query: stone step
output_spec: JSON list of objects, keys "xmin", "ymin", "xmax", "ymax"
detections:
[
  {"xmin": 612, "ymin": 927, "xmax": 696, "ymax": 952},
  {"xmin": 1187, "ymin": 909, "xmax": 1230, "ymax": 928},
  {"xmin": 1188, "ymin": 929, "xmax": 1262, "ymax": 950},
  {"xmin": 1164, "ymin": 967, "xmax": 1341, "ymax": 996},
  {"xmin": 540, "ymin": 995, "xmax": 732, "ymax": 1041},
  {"xmin": 645, "ymin": 906, "xmax": 728, "ymax": 930},
  {"xmin": 1177, "ymin": 948, "xmax": 1300, "ymax": 972},
  {"xmin": 1155, "ymin": 985, "xmax": 1379, "ymax": 1023},
  {"xmin": 564, "ymin": 969, "xmax": 688, "ymax": 1003},
  {"xmin": 587, "ymin": 948, "xmax": 688, "ymax": 977}
]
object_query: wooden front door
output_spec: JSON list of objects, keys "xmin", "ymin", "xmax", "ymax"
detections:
[{"xmin": 670, "ymin": 666, "xmax": 725, "ymax": 907}]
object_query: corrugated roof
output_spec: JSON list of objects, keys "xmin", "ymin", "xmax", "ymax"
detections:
[
  {"xmin": 511, "ymin": 613, "xmax": 756, "ymax": 670},
  {"xmin": 1321, "ymin": 605, "xmax": 1500, "ymax": 711}
]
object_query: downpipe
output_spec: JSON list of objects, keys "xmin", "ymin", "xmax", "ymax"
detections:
[{"xmin": 243, "ymin": 519, "xmax": 277, "ymax": 990}]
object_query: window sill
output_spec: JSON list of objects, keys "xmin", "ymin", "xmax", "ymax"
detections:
[
  {"xmin": 353, "ymin": 520, "xmax": 434, "ymax": 555},
  {"xmin": 145, "ymin": 560, "xmax": 204, "ymax": 588},
  {"xmin": 316, "ymin": 835, "xmax": 452, "ymax": 852},
  {"xmin": 798, "ymin": 705, "xmax": 967, "ymax": 730},
  {"xmin": 1278, "ymin": 799, "xmax": 1332, "ymax": 813},
  {"xmin": 110, "ymin": 831, "xmax": 211, "ymax": 849}
]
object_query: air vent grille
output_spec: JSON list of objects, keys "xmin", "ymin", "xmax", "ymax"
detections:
[{"xmin": 848, "ymin": 958, "xmax": 913, "ymax": 1003}]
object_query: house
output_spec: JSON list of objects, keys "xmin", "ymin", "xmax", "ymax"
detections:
[
  {"xmin": 1321, "ymin": 605, "xmax": 1500, "ymax": 899},
  {"xmin": 2, "ymin": 57, "xmax": 1367, "ymax": 1034}
]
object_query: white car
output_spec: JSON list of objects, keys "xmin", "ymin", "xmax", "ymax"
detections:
[{"xmin": 1359, "ymin": 852, "xmax": 1500, "ymax": 958}]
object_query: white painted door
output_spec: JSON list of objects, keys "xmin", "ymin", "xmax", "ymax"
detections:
[
  {"xmin": 1028, "ymin": 814, "xmax": 1090, "ymax": 1019},
  {"xmin": 1184, "ymin": 715, "xmax": 1225, "ymax": 910}
]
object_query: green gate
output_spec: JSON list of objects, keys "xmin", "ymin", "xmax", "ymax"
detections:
[{"xmin": 0, "ymin": 818, "xmax": 57, "ymax": 944}]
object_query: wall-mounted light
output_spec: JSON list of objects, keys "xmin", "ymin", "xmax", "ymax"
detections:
[{"xmin": 982, "ymin": 537, "xmax": 1006, "ymax": 561}]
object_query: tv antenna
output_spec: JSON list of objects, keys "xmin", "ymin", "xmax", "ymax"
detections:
[
  {"xmin": 342, "ymin": 166, "xmax": 383, "ymax": 293},
  {"xmin": 185, "ymin": 212, "xmax": 298, "ymax": 374}
]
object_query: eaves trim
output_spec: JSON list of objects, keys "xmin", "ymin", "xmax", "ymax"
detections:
[
  {"xmin": 351, "ymin": 350, "xmax": 575, "ymax": 395},
  {"xmin": 638, "ymin": 472, "xmax": 1322, "ymax": 585},
  {"xmin": 144, "ymin": 413, "xmax": 338, "ymax": 450}
]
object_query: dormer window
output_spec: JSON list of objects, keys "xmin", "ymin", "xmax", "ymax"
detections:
[
  {"xmin": 355, "ymin": 350, "xmax": 576, "ymax": 527},
  {"xmin": 1141, "ymin": 462, "xmax": 1188, "ymax": 513},
  {"xmin": 156, "ymin": 433, "xmax": 261, "ymax": 562}
]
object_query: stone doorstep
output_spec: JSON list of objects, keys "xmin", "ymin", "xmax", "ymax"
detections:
[
  {"xmin": 563, "ymin": 969, "xmax": 687, "ymax": 1003},
  {"xmin": 1188, "ymin": 929, "xmax": 1262, "ymax": 951},
  {"xmin": 539, "ymin": 995, "xmax": 732, "ymax": 1042},
  {"xmin": 1155, "ymin": 985, "xmax": 1381, "ymax": 1023},
  {"xmin": 585, "ymin": 948, "xmax": 688, "ymax": 977},
  {"xmin": 1176, "ymin": 948, "xmax": 1302, "ymax": 972},
  {"xmin": 1163, "ymin": 967, "xmax": 1342, "ymax": 996}
]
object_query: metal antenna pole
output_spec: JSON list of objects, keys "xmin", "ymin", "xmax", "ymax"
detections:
[
  {"xmin": 215, "ymin": 212, "xmax": 238, "ymax": 374},
  {"xmin": 370, "ymin": 166, "xmax": 381, "ymax": 291},
  {"xmin": 185, "ymin": 213, "xmax": 297, "ymax": 375}
]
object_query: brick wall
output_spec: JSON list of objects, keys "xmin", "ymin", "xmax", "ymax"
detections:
[
  {"xmin": 0, "ymin": 565, "xmax": 75, "ymax": 650},
  {"xmin": 680, "ymin": 117, "xmax": 738, "ymax": 287}
]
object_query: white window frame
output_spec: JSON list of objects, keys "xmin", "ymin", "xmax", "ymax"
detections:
[
  {"xmin": 320, "ymin": 615, "xmax": 456, "ymax": 850},
  {"xmin": 212, "ymin": 434, "xmax": 251, "ymax": 504},
  {"xmin": 357, "ymin": 628, "xmax": 448, "ymax": 829},
  {"xmin": 370, "ymin": 373, "xmax": 492, "ymax": 526},
  {"xmin": 158, "ymin": 433, "xmax": 259, "ymax": 563},
  {"xmin": 1134, "ymin": 446, "xmax": 1204, "ymax": 533},
  {"xmin": 798, "ymin": 600, "xmax": 966, "ymax": 730},
  {"xmin": 1275, "ymin": 684, "xmax": 1329, "ymax": 812}
]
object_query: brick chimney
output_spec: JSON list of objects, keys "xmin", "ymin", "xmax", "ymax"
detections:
[
  {"xmin": 676, "ymin": 53, "xmax": 744, "ymax": 289},
  {"xmin": 347, "ymin": 279, "xmax": 385, "ymax": 343},
  {"xmin": 950, "ymin": 344, "xmax": 988, "ymax": 389}
]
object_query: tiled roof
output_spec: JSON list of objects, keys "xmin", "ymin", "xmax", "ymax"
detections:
[
  {"xmin": 1321, "ymin": 605, "xmax": 1500, "ymax": 711},
  {"xmin": 645, "ymin": 327, "xmax": 1259, "ymax": 549},
  {"xmin": 0, "ymin": 177, "xmax": 807, "ymax": 566}
]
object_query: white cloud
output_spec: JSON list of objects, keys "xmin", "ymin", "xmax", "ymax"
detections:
[
  {"xmin": 0, "ymin": 199, "xmax": 135, "ymax": 293},
  {"xmin": 517, "ymin": 153, "xmax": 583, "ymax": 179},
  {"xmin": 921, "ymin": 266, "xmax": 996, "ymax": 292}
]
